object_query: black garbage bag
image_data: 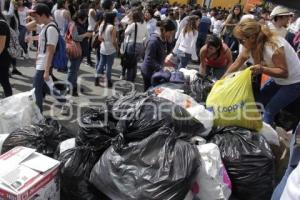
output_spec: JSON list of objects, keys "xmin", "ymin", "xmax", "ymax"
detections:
[
  {"xmin": 89, "ymin": 127, "xmax": 200, "ymax": 200},
  {"xmin": 189, "ymin": 74, "xmax": 214, "ymax": 103},
  {"xmin": 113, "ymin": 93, "xmax": 205, "ymax": 142},
  {"xmin": 76, "ymin": 107, "xmax": 119, "ymax": 152},
  {"xmin": 57, "ymin": 147, "xmax": 111, "ymax": 200},
  {"xmin": 275, "ymin": 110, "xmax": 300, "ymax": 131},
  {"xmin": 209, "ymin": 126, "xmax": 275, "ymax": 200},
  {"xmin": 1, "ymin": 119, "xmax": 73, "ymax": 157}
]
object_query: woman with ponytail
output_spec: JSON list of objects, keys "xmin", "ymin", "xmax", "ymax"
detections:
[{"xmin": 224, "ymin": 18, "xmax": 300, "ymax": 125}]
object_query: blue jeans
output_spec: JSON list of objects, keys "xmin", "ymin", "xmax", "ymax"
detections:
[
  {"xmin": 33, "ymin": 70, "xmax": 47, "ymax": 112},
  {"xmin": 96, "ymin": 46, "xmax": 100, "ymax": 68},
  {"xmin": 18, "ymin": 25, "xmax": 28, "ymax": 54},
  {"xmin": 67, "ymin": 57, "xmax": 82, "ymax": 90},
  {"xmin": 271, "ymin": 123, "xmax": 300, "ymax": 199},
  {"xmin": 259, "ymin": 79, "xmax": 300, "ymax": 124},
  {"xmin": 177, "ymin": 50, "xmax": 191, "ymax": 69},
  {"xmin": 96, "ymin": 53, "xmax": 116, "ymax": 81}
]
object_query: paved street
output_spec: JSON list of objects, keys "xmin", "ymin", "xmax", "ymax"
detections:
[
  {"xmin": 0, "ymin": 50, "xmax": 145, "ymax": 133},
  {"xmin": 0, "ymin": 50, "xmax": 200, "ymax": 134}
]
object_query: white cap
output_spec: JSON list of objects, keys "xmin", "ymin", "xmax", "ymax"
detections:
[{"xmin": 270, "ymin": 6, "xmax": 293, "ymax": 18}]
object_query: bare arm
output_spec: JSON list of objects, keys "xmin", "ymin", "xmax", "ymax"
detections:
[
  {"xmin": 0, "ymin": 36, "xmax": 6, "ymax": 54},
  {"xmin": 199, "ymin": 46, "xmax": 207, "ymax": 75},
  {"xmin": 225, "ymin": 49, "xmax": 233, "ymax": 68},
  {"xmin": 224, "ymin": 14, "xmax": 235, "ymax": 26},
  {"xmin": 26, "ymin": 20, "xmax": 37, "ymax": 31},
  {"xmin": 43, "ymin": 44, "xmax": 56, "ymax": 81},
  {"xmin": 111, "ymin": 26, "xmax": 118, "ymax": 50},
  {"xmin": 261, "ymin": 47, "xmax": 288, "ymax": 78},
  {"xmin": 222, "ymin": 51, "xmax": 249, "ymax": 78}
]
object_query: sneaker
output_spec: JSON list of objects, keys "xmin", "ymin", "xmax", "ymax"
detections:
[
  {"xmin": 72, "ymin": 90, "xmax": 79, "ymax": 97},
  {"xmin": 11, "ymin": 69, "xmax": 23, "ymax": 76},
  {"xmin": 119, "ymin": 75, "xmax": 125, "ymax": 80},
  {"xmin": 87, "ymin": 60, "xmax": 95, "ymax": 67},
  {"xmin": 24, "ymin": 53, "xmax": 29, "ymax": 59},
  {"xmin": 60, "ymin": 105, "xmax": 70, "ymax": 116}
]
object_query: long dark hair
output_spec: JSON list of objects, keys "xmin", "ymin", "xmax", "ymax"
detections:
[
  {"xmin": 101, "ymin": 12, "xmax": 116, "ymax": 34},
  {"xmin": 231, "ymin": 4, "xmax": 243, "ymax": 21},
  {"xmin": 206, "ymin": 34, "xmax": 223, "ymax": 58},
  {"xmin": 156, "ymin": 19, "xmax": 176, "ymax": 33}
]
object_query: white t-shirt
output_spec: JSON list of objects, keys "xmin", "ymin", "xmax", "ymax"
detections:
[
  {"xmin": 99, "ymin": 24, "xmax": 116, "ymax": 55},
  {"xmin": 36, "ymin": 22, "xmax": 59, "ymax": 70},
  {"xmin": 254, "ymin": 37, "xmax": 300, "ymax": 85},
  {"xmin": 174, "ymin": 31, "xmax": 199, "ymax": 61},
  {"xmin": 210, "ymin": 16, "xmax": 216, "ymax": 32},
  {"xmin": 54, "ymin": 9, "xmax": 68, "ymax": 36},
  {"xmin": 213, "ymin": 20, "xmax": 223, "ymax": 36},
  {"xmin": 125, "ymin": 22, "xmax": 147, "ymax": 44},
  {"xmin": 288, "ymin": 17, "xmax": 300, "ymax": 34},
  {"xmin": 240, "ymin": 14, "xmax": 255, "ymax": 22},
  {"xmin": 18, "ymin": 7, "xmax": 29, "ymax": 26},
  {"xmin": 268, "ymin": 22, "xmax": 288, "ymax": 38},
  {"xmin": 88, "ymin": 9, "xmax": 97, "ymax": 31},
  {"xmin": 280, "ymin": 162, "xmax": 300, "ymax": 200}
]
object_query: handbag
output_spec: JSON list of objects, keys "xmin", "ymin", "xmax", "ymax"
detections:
[
  {"xmin": 121, "ymin": 23, "xmax": 137, "ymax": 69},
  {"xmin": 65, "ymin": 22, "xmax": 82, "ymax": 59},
  {"xmin": 92, "ymin": 30, "xmax": 101, "ymax": 49}
]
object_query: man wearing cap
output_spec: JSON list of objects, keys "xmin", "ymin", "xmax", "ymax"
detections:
[
  {"xmin": 29, "ymin": 3, "xmax": 59, "ymax": 112},
  {"xmin": 268, "ymin": 6, "xmax": 294, "ymax": 38}
]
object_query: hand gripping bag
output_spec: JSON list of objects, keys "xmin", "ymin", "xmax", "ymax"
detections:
[{"xmin": 206, "ymin": 68, "xmax": 262, "ymax": 131}]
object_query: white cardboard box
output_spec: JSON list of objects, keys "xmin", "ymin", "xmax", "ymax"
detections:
[{"xmin": 0, "ymin": 146, "xmax": 60, "ymax": 200}]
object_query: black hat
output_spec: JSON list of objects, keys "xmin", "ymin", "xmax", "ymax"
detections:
[{"xmin": 29, "ymin": 3, "xmax": 51, "ymax": 16}]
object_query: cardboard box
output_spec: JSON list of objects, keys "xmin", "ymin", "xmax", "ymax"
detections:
[{"xmin": 0, "ymin": 147, "xmax": 60, "ymax": 200}]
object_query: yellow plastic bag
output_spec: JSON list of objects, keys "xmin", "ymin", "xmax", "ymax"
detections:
[{"xmin": 206, "ymin": 68, "xmax": 262, "ymax": 131}]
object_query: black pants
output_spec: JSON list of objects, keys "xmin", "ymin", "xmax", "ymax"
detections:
[
  {"xmin": 0, "ymin": 67, "xmax": 13, "ymax": 97},
  {"xmin": 142, "ymin": 72, "xmax": 152, "ymax": 92},
  {"xmin": 87, "ymin": 37, "xmax": 92, "ymax": 62},
  {"xmin": 126, "ymin": 63, "xmax": 137, "ymax": 82}
]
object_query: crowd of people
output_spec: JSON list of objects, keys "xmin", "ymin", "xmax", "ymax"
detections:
[
  {"xmin": 0, "ymin": 0, "xmax": 300, "ymax": 122},
  {"xmin": 0, "ymin": 1, "xmax": 300, "ymax": 199}
]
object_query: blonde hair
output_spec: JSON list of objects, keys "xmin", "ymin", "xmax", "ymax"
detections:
[
  {"xmin": 183, "ymin": 16, "xmax": 199, "ymax": 36},
  {"xmin": 233, "ymin": 19, "xmax": 278, "ymax": 62}
]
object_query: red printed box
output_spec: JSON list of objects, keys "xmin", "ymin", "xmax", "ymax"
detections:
[{"xmin": 0, "ymin": 147, "xmax": 60, "ymax": 200}]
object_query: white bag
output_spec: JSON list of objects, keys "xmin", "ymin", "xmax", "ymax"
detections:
[
  {"xmin": 0, "ymin": 89, "xmax": 44, "ymax": 134},
  {"xmin": 258, "ymin": 122, "xmax": 280, "ymax": 146},
  {"xmin": 157, "ymin": 88, "xmax": 213, "ymax": 136},
  {"xmin": 179, "ymin": 68, "xmax": 198, "ymax": 83},
  {"xmin": 188, "ymin": 143, "xmax": 232, "ymax": 200},
  {"xmin": 58, "ymin": 138, "xmax": 76, "ymax": 154}
]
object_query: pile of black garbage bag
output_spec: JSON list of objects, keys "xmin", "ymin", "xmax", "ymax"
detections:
[
  {"xmin": 55, "ymin": 92, "xmax": 206, "ymax": 200},
  {"xmin": 52, "ymin": 89, "xmax": 277, "ymax": 200},
  {"xmin": 1, "ymin": 118, "xmax": 74, "ymax": 157},
  {"xmin": 208, "ymin": 126, "xmax": 275, "ymax": 200}
]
